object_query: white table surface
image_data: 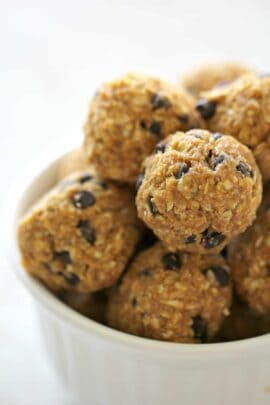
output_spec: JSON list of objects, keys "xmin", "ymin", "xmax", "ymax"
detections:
[{"xmin": 1, "ymin": 1, "xmax": 270, "ymax": 403}]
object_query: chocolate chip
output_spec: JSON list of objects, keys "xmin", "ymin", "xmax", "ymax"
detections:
[
  {"xmin": 77, "ymin": 220, "xmax": 96, "ymax": 245},
  {"xmin": 72, "ymin": 191, "xmax": 96, "ymax": 208},
  {"xmin": 236, "ymin": 161, "xmax": 254, "ymax": 178},
  {"xmin": 64, "ymin": 272, "xmax": 80, "ymax": 286},
  {"xmin": 184, "ymin": 234, "xmax": 196, "ymax": 244},
  {"xmin": 154, "ymin": 142, "xmax": 166, "ymax": 153},
  {"xmin": 162, "ymin": 252, "xmax": 181, "ymax": 271},
  {"xmin": 213, "ymin": 155, "xmax": 225, "ymax": 169},
  {"xmin": 221, "ymin": 247, "xmax": 228, "ymax": 260},
  {"xmin": 136, "ymin": 173, "xmax": 144, "ymax": 191},
  {"xmin": 175, "ymin": 163, "xmax": 190, "ymax": 179},
  {"xmin": 151, "ymin": 93, "xmax": 171, "ymax": 110},
  {"xmin": 96, "ymin": 180, "xmax": 108, "ymax": 189},
  {"xmin": 54, "ymin": 251, "xmax": 72, "ymax": 265},
  {"xmin": 202, "ymin": 229, "xmax": 226, "ymax": 249},
  {"xmin": 178, "ymin": 113, "xmax": 189, "ymax": 124},
  {"xmin": 206, "ymin": 151, "xmax": 225, "ymax": 170},
  {"xmin": 196, "ymin": 99, "xmax": 217, "ymax": 119},
  {"xmin": 148, "ymin": 195, "xmax": 159, "ymax": 216},
  {"xmin": 149, "ymin": 121, "xmax": 162, "ymax": 136},
  {"xmin": 140, "ymin": 120, "xmax": 147, "ymax": 129},
  {"xmin": 131, "ymin": 297, "xmax": 138, "ymax": 307},
  {"xmin": 138, "ymin": 269, "xmax": 153, "ymax": 277},
  {"xmin": 79, "ymin": 174, "xmax": 93, "ymax": 184},
  {"xmin": 204, "ymin": 265, "xmax": 229, "ymax": 287},
  {"xmin": 192, "ymin": 315, "xmax": 207, "ymax": 342},
  {"xmin": 213, "ymin": 133, "xmax": 223, "ymax": 140}
]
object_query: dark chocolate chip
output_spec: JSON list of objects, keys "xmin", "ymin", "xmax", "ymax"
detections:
[
  {"xmin": 148, "ymin": 195, "xmax": 159, "ymax": 216},
  {"xmin": 202, "ymin": 229, "xmax": 226, "ymax": 249},
  {"xmin": 131, "ymin": 297, "xmax": 138, "ymax": 307},
  {"xmin": 192, "ymin": 315, "xmax": 207, "ymax": 342},
  {"xmin": 136, "ymin": 173, "xmax": 145, "ymax": 191},
  {"xmin": 162, "ymin": 252, "xmax": 181, "ymax": 272},
  {"xmin": 72, "ymin": 190, "xmax": 96, "ymax": 208},
  {"xmin": 138, "ymin": 268, "xmax": 153, "ymax": 277},
  {"xmin": 54, "ymin": 251, "xmax": 72, "ymax": 265},
  {"xmin": 140, "ymin": 120, "xmax": 147, "ymax": 129},
  {"xmin": 64, "ymin": 272, "xmax": 80, "ymax": 286},
  {"xmin": 206, "ymin": 151, "xmax": 225, "ymax": 170},
  {"xmin": 184, "ymin": 234, "xmax": 196, "ymax": 244},
  {"xmin": 213, "ymin": 155, "xmax": 225, "ymax": 169},
  {"xmin": 178, "ymin": 113, "xmax": 189, "ymax": 124},
  {"xmin": 213, "ymin": 133, "xmax": 223, "ymax": 140},
  {"xmin": 196, "ymin": 99, "xmax": 217, "ymax": 119},
  {"xmin": 154, "ymin": 142, "xmax": 166, "ymax": 153},
  {"xmin": 77, "ymin": 220, "xmax": 96, "ymax": 245},
  {"xmin": 236, "ymin": 161, "xmax": 254, "ymax": 178},
  {"xmin": 97, "ymin": 180, "xmax": 108, "ymax": 189},
  {"xmin": 221, "ymin": 247, "xmax": 228, "ymax": 260},
  {"xmin": 151, "ymin": 93, "xmax": 171, "ymax": 110},
  {"xmin": 204, "ymin": 265, "xmax": 230, "ymax": 287},
  {"xmin": 175, "ymin": 163, "xmax": 190, "ymax": 179},
  {"xmin": 149, "ymin": 121, "xmax": 162, "ymax": 136},
  {"xmin": 79, "ymin": 174, "xmax": 93, "ymax": 184}
]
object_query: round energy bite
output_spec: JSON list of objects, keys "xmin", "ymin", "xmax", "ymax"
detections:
[
  {"xmin": 228, "ymin": 189, "xmax": 270, "ymax": 314},
  {"xmin": 83, "ymin": 73, "xmax": 203, "ymax": 184},
  {"xmin": 18, "ymin": 170, "xmax": 141, "ymax": 292},
  {"xmin": 196, "ymin": 74, "xmax": 270, "ymax": 181},
  {"xmin": 108, "ymin": 243, "xmax": 232, "ymax": 343},
  {"xmin": 136, "ymin": 129, "xmax": 262, "ymax": 254},
  {"xmin": 181, "ymin": 61, "xmax": 252, "ymax": 97}
]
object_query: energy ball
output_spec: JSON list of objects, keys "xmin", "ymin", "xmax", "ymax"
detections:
[
  {"xmin": 83, "ymin": 73, "xmax": 203, "ymax": 184},
  {"xmin": 228, "ymin": 189, "xmax": 270, "ymax": 314},
  {"xmin": 58, "ymin": 290, "xmax": 107, "ymax": 323},
  {"xmin": 56, "ymin": 147, "xmax": 89, "ymax": 181},
  {"xmin": 108, "ymin": 243, "xmax": 232, "ymax": 343},
  {"xmin": 182, "ymin": 62, "xmax": 252, "ymax": 97},
  {"xmin": 196, "ymin": 74, "xmax": 270, "ymax": 181},
  {"xmin": 18, "ymin": 170, "xmax": 141, "ymax": 293},
  {"xmin": 136, "ymin": 129, "xmax": 262, "ymax": 254}
]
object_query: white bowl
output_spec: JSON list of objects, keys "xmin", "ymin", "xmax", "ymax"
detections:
[{"xmin": 6, "ymin": 144, "xmax": 270, "ymax": 405}]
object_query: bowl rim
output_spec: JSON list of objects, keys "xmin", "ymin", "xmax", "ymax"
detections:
[{"xmin": 7, "ymin": 139, "xmax": 270, "ymax": 360}]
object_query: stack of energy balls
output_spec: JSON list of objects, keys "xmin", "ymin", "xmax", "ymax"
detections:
[{"xmin": 18, "ymin": 62, "xmax": 270, "ymax": 343}]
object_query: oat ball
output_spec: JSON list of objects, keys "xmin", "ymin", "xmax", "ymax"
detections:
[
  {"xmin": 83, "ymin": 73, "xmax": 203, "ymax": 184},
  {"xmin": 18, "ymin": 170, "xmax": 141, "ymax": 292},
  {"xmin": 108, "ymin": 243, "xmax": 232, "ymax": 343},
  {"xmin": 196, "ymin": 74, "xmax": 270, "ymax": 181},
  {"xmin": 58, "ymin": 290, "xmax": 107, "ymax": 323},
  {"xmin": 56, "ymin": 147, "xmax": 89, "ymax": 181},
  {"xmin": 182, "ymin": 62, "xmax": 252, "ymax": 97},
  {"xmin": 214, "ymin": 295, "xmax": 270, "ymax": 342},
  {"xmin": 136, "ymin": 129, "xmax": 262, "ymax": 254},
  {"xmin": 228, "ymin": 189, "xmax": 270, "ymax": 314}
]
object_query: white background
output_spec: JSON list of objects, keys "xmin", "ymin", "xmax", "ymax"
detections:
[{"xmin": 1, "ymin": 1, "xmax": 270, "ymax": 404}]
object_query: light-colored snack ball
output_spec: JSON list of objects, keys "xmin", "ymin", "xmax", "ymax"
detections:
[
  {"xmin": 196, "ymin": 74, "xmax": 270, "ymax": 181},
  {"xmin": 83, "ymin": 73, "xmax": 203, "ymax": 184},
  {"xmin": 136, "ymin": 129, "xmax": 262, "ymax": 254},
  {"xmin": 58, "ymin": 290, "xmax": 107, "ymax": 323},
  {"xmin": 108, "ymin": 243, "xmax": 232, "ymax": 343},
  {"xmin": 213, "ymin": 295, "xmax": 270, "ymax": 342},
  {"xmin": 56, "ymin": 147, "xmax": 89, "ymax": 181},
  {"xmin": 18, "ymin": 170, "xmax": 141, "ymax": 293},
  {"xmin": 228, "ymin": 189, "xmax": 270, "ymax": 314},
  {"xmin": 181, "ymin": 61, "xmax": 253, "ymax": 97}
]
